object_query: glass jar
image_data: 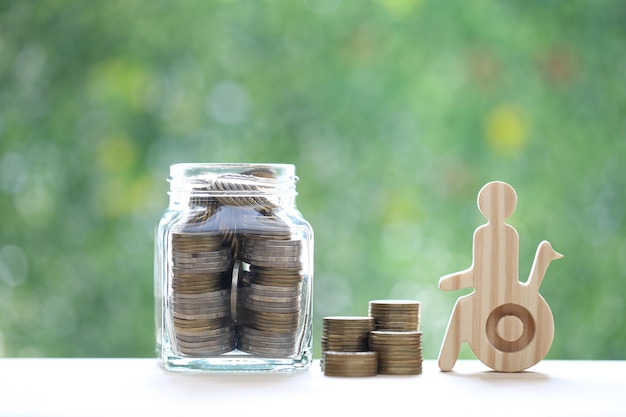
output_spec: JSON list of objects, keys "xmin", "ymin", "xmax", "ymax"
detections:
[{"xmin": 155, "ymin": 163, "xmax": 314, "ymax": 372}]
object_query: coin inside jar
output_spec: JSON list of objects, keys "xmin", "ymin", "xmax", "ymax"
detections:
[{"xmin": 161, "ymin": 165, "xmax": 313, "ymax": 367}]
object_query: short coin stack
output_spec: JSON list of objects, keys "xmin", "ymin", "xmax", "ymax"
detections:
[
  {"xmin": 369, "ymin": 330, "xmax": 423, "ymax": 375},
  {"xmin": 170, "ymin": 231, "xmax": 235, "ymax": 356},
  {"xmin": 321, "ymin": 316, "xmax": 375, "ymax": 374},
  {"xmin": 368, "ymin": 299, "xmax": 420, "ymax": 331},
  {"xmin": 323, "ymin": 351, "xmax": 378, "ymax": 377},
  {"xmin": 321, "ymin": 299, "xmax": 423, "ymax": 376}
]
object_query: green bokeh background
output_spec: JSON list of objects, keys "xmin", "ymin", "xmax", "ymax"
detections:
[{"xmin": 1, "ymin": 0, "xmax": 625, "ymax": 360}]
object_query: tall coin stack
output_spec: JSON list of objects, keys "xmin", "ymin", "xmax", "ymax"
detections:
[
  {"xmin": 237, "ymin": 215, "xmax": 305, "ymax": 357},
  {"xmin": 170, "ymin": 231, "xmax": 235, "ymax": 356},
  {"xmin": 368, "ymin": 300, "xmax": 423, "ymax": 375},
  {"xmin": 320, "ymin": 316, "xmax": 376, "ymax": 375}
]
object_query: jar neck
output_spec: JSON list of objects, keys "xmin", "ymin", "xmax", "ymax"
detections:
[{"xmin": 168, "ymin": 163, "xmax": 298, "ymax": 210}]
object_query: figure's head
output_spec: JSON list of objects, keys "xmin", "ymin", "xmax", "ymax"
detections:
[{"xmin": 477, "ymin": 181, "xmax": 517, "ymax": 221}]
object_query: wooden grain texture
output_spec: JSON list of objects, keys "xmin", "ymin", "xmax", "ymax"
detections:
[{"xmin": 438, "ymin": 181, "xmax": 563, "ymax": 372}]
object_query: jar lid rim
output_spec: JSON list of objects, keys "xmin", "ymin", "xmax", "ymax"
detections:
[
  {"xmin": 168, "ymin": 163, "xmax": 298, "ymax": 195},
  {"xmin": 170, "ymin": 162, "xmax": 295, "ymax": 170}
]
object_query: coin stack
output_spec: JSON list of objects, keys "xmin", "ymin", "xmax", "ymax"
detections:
[
  {"xmin": 368, "ymin": 300, "xmax": 420, "ymax": 331},
  {"xmin": 368, "ymin": 300, "xmax": 423, "ymax": 375},
  {"xmin": 320, "ymin": 316, "xmax": 375, "ymax": 373},
  {"xmin": 170, "ymin": 231, "xmax": 236, "ymax": 356},
  {"xmin": 323, "ymin": 351, "xmax": 378, "ymax": 377},
  {"xmin": 236, "ymin": 215, "xmax": 305, "ymax": 357},
  {"xmin": 369, "ymin": 330, "xmax": 423, "ymax": 375},
  {"xmin": 321, "ymin": 299, "xmax": 424, "ymax": 376}
]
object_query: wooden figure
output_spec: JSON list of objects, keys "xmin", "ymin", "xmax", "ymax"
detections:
[{"xmin": 438, "ymin": 181, "xmax": 563, "ymax": 372}]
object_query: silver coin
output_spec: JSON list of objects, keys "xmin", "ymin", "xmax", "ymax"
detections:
[
  {"xmin": 248, "ymin": 289, "xmax": 301, "ymax": 300},
  {"xmin": 173, "ymin": 296, "xmax": 230, "ymax": 306},
  {"xmin": 173, "ymin": 325, "xmax": 230, "ymax": 335},
  {"xmin": 244, "ymin": 302, "xmax": 300, "ymax": 314},
  {"xmin": 249, "ymin": 323, "xmax": 299, "ymax": 333},
  {"xmin": 172, "ymin": 264, "xmax": 231, "ymax": 274},
  {"xmin": 369, "ymin": 330, "xmax": 422, "ymax": 343},
  {"xmin": 171, "ymin": 281, "xmax": 226, "ymax": 290},
  {"xmin": 323, "ymin": 316, "xmax": 375, "ymax": 330},
  {"xmin": 173, "ymin": 256, "xmax": 231, "ymax": 264},
  {"xmin": 171, "ymin": 241, "xmax": 222, "ymax": 250},
  {"xmin": 244, "ymin": 300, "xmax": 301, "ymax": 312},
  {"xmin": 176, "ymin": 330, "xmax": 235, "ymax": 340},
  {"xmin": 245, "ymin": 260, "xmax": 302, "ymax": 269},
  {"xmin": 173, "ymin": 255, "xmax": 231, "ymax": 266},
  {"xmin": 240, "ymin": 246, "xmax": 302, "ymax": 258},
  {"xmin": 242, "ymin": 242, "xmax": 301, "ymax": 251},
  {"xmin": 172, "ymin": 270, "xmax": 227, "ymax": 278},
  {"xmin": 246, "ymin": 292, "xmax": 301, "ymax": 302},
  {"xmin": 237, "ymin": 342, "xmax": 295, "ymax": 357},
  {"xmin": 176, "ymin": 337, "xmax": 235, "ymax": 349},
  {"xmin": 241, "ymin": 252, "xmax": 302, "ymax": 263},
  {"xmin": 250, "ymin": 282, "xmax": 302, "ymax": 292},
  {"xmin": 172, "ymin": 234, "xmax": 223, "ymax": 248},
  {"xmin": 173, "ymin": 250, "xmax": 230, "ymax": 259},
  {"xmin": 252, "ymin": 265, "xmax": 303, "ymax": 274},
  {"xmin": 238, "ymin": 326, "xmax": 297, "ymax": 342},
  {"xmin": 178, "ymin": 344, "xmax": 236, "ymax": 356},
  {"xmin": 173, "ymin": 288, "xmax": 230, "ymax": 298},
  {"xmin": 173, "ymin": 310, "xmax": 231, "ymax": 320},
  {"xmin": 250, "ymin": 276, "xmax": 303, "ymax": 286},
  {"xmin": 174, "ymin": 327, "xmax": 234, "ymax": 337},
  {"xmin": 171, "ymin": 280, "xmax": 228, "ymax": 288},
  {"xmin": 173, "ymin": 306, "xmax": 231, "ymax": 317},
  {"xmin": 172, "ymin": 317, "xmax": 228, "ymax": 327},
  {"xmin": 251, "ymin": 309, "xmax": 300, "ymax": 319},
  {"xmin": 369, "ymin": 299, "xmax": 421, "ymax": 307},
  {"xmin": 173, "ymin": 294, "xmax": 230, "ymax": 304},
  {"xmin": 237, "ymin": 334, "xmax": 297, "ymax": 348},
  {"xmin": 240, "ymin": 233, "xmax": 293, "ymax": 243}
]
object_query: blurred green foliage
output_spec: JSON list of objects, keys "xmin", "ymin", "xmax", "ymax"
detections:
[{"xmin": 1, "ymin": 0, "xmax": 625, "ymax": 360}]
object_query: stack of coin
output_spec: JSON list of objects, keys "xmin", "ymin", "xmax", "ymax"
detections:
[
  {"xmin": 170, "ymin": 231, "xmax": 236, "ymax": 356},
  {"xmin": 237, "ymin": 269, "xmax": 303, "ymax": 356},
  {"xmin": 323, "ymin": 351, "xmax": 378, "ymax": 377},
  {"xmin": 320, "ymin": 316, "xmax": 375, "ymax": 371},
  {"xmin": 236, "ymin": 266, "xmax": 303, "ymax": 355},
  {"xmin": 368, "ymin": 300, "xmax": 421, "ymax": 331},
  {"xmin": 239, "ymin": 239, "xmax": 302, "ymax": 269},
  {"xmin": 368, "ymin": 330, "xmax": 423, "ymax": 375},
  {"xmin": 238, "ymin": 214, "xmax": 294, "ymax": 241},
  {"xmin": 236, "ymin": 215, "xmax": 305, "ymax": 357}
]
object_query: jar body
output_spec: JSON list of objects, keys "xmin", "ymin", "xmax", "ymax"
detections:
[{"xmin": 155, "ymin": 163, "xmax": 313, "ymax": 372}]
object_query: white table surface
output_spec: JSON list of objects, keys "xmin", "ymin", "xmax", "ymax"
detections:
[{"xmin": 0, "ymin": 359, "xmax": 623, "ymax": 417}]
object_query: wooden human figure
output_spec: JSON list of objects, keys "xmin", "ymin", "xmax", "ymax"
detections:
[{"xmin": 438, "ymin": 181, "xmax": 563, "ymax": 372}]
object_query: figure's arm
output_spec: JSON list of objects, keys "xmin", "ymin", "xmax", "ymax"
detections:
[{"xmin": 439, "ymin": 268, "xmax": 474, "ymax": 291}]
